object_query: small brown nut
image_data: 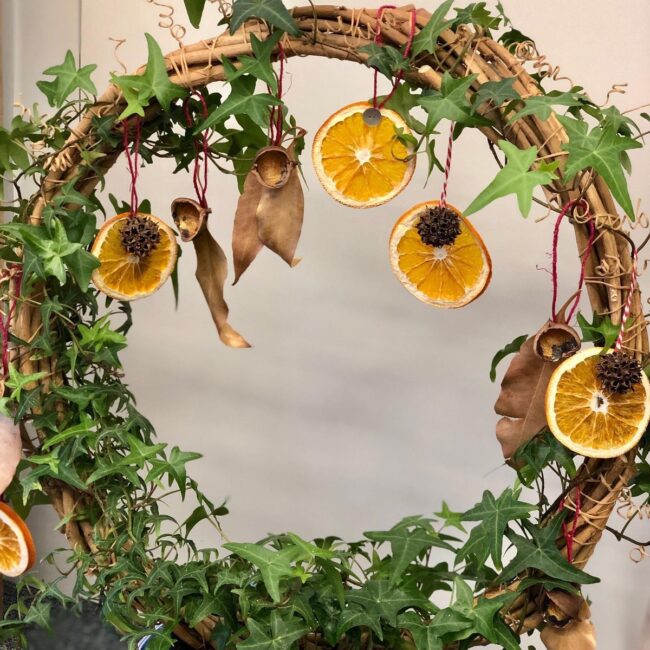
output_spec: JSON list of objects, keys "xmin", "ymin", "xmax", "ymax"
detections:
[{"xmin": 533, "ymin": 320, "xmax": 581, "ymax": 362}]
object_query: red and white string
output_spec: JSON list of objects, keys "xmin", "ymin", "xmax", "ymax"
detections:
[
  {"xmin": 122, "ymin": 116, "xmax": 142, "ymax": 216},
  {"xmin": 439, "ymin": 124, "xmax": 455, "ymax": 209}
]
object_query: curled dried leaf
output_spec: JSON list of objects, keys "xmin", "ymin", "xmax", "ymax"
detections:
[
  {"xmin": 171, "ymin": 197, "xmax": 209, "ymax": 242},
  {"xmin": 0, "ymin": 415, "xmax": 21, "ymax": 495},
  {"xmin": 534, "ymin": 320, "xmax": 581, "ymax": 362},
  {"xmin": 232, "ymin": 172, "xmax": 265, "ymax": 284},
  {"xmin": 495, "ymin": 337, "xmax": 560, "ymax": 459},
  {"xmin": 541, "ymin": 618, "xmax": 596, "ymax": 650},
  {"xmin": 194, "ymin": 228, "xmax": 250, "ymax": 349},
  {"xmin": 544, "ymin": 591, "xmax": 591, "ymax": 627},
  {"xmin": 256, "ymin": 142, "xmax": 304, "ymax": 267},
  {"xmin": 252, "ymin": 146, "xmax": 294, "ymax": 189}
]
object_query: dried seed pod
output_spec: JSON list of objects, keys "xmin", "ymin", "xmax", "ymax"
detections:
[
  {"xmin": 120, "ymin": 215, "xmax": 161, "ymax": 258},
  {"xmin": 543, "ymin": 591, "xmax": 590, "ymax": 628},
  {"xmin": 252, "ymin": 146, "xmax": 294, "ymax": 189},
  {"xmin": 171, "ymin": 197, "xmax": 210, "ymax": 243},
  {"xmin": 533, "ymin": 320, "xmax": 581, "ymax": 362},
  {"xmin": 595, "ymin": 351, "xmax": 642, "ymax": 394}
]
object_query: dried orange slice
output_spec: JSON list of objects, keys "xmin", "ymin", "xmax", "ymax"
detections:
[
  {"xmin": 0, "ymin": 502, "xmax": 35, "ymax": 577},
  {"xmin": 312, "ymin": 101, "xmax": 415, "ymax": 208},
  {"xmin": 546, "ymin": 347, "xmax": 650, "ymax": 458},
  {"xmin": 91, "ymin": 212, "xmax": 178, "ymax": 301},
  {"xmin": 389, "ymin": 201, "xmax": 492, "ymax": 308}
]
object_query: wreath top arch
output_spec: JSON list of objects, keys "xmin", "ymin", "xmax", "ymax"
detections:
[{"xmin": 0, "ymin": 2, "xmax": 648, "ymax": 649}]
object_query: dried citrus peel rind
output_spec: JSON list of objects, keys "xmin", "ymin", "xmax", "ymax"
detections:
[
  {"xmin": 545, "ymin": 347, "xmax": 650, "ymax": 458},
  {"xmin": 312, "ymin": 102, "xmax": 415, "ymax": 208},
  {"xmin": 389, "ymin": 201, "xmax": 492, "ymax": 308}
]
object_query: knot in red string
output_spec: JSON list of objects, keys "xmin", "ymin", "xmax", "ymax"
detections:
[{"xmin": 559, "ymin": 486, "xmax": 582, "ymax": 564}]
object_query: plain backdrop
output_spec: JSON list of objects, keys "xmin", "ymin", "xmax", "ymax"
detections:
[{"xmin": 2, "ymin": 1, "xmax": 650, "ymax": 648}]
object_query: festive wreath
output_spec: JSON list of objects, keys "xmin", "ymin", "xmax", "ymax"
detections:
[{"xmin": 0, "ymin": 2, "xmax": 648, "ymax": 649}]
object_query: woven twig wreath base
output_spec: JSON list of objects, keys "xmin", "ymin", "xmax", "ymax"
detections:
[{"xmin": 11, "ymin": 6, "xmax": 646, "ymax": 648}]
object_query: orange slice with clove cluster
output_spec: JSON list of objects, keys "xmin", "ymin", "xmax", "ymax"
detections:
[
  {"xmin": 545, "ymin": 347, "xmax": 650, "ymax": 458},
  {"xmin": 389, "ymin": 200, "xmax": 492, "ymax": 308},
  {"xmin": 0, "ymin": 502, "xmax": 35, "ymax": 577},
  {"xmin": 312, "ymin": 102, "xmax": 415, "ymax": 208},
  {"xmin": 91, "ymin": 212, "xmax": 178, "ymax": 301}
]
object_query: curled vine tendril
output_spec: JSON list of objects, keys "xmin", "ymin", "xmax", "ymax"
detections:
[{"xmin": 145, "ymin": 0, "xmax": 186, "ymax": 44}]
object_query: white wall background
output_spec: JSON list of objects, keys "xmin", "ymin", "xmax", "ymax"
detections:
[{"xmin": 3, "ymin": 1, "xmax": 650, "ymax": 647}]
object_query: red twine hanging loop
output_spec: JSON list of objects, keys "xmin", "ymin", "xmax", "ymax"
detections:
[
  {"xmin": 372, "ymin": 6, "xmax": 417, "ymax": 110},
  {"xmin": 559, "ymin": 487, "xmax": 582, "ymax": 564},
  {"xmin": 550, "ymin": 199, "xmax": 595, "ymax": 323},
  {"xmin": 122, "ymin": 116, "xmax": 142, "ymax": 216},
  {"xmin": 269, "ymin": 43, "xmax": 286, "ymax": 147},
  {"xmin": 183, "ymin": 91, "xmax": 211, "ymax": 209}
]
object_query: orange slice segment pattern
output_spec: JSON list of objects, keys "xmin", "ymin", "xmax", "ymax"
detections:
[
  {"xmin": 91, "ymin": 213, "xmax": 178, "ymax": 301},
  {"xmin": 312, "ymin": 102, "xmax": 416, "ymax": 208},
  {"xmin": 389, "ymin": 201, "xmax": 492, "ymax": 308},
  {"xmin": 546, "ymin": 347, "xmax": 650, "ymax": 458}
]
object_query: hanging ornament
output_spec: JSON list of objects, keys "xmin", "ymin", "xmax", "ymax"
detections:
[
  {"xmin": 232, "ymin": 44, "xmax": 305, "ymax": 282},
  {"xmin": 172, "ymin": 92, "xmax": 250, "ymax": 349},
  {"xmin": 546, "ymin": 242, "xmax": 650, "ymax": 458},
  {"xmin": 311, "ymin": 7, "xmax": 417, "ymax": 208},
  {"xmin": 91, "ymin": 117, "xmax": 178, "ymax": 301},
  {"xmin": 540, "ymin": 591, "xmax": 596, "ymax": 650},
  {"xmin": 0, "ymin": 415, "xmax": 21, "ymax": 496},
  {"xmin": 388, "ymin": 125, "xmax": 492, "ymax": 307}
]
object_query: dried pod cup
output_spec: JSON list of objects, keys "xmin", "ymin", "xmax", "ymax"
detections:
[
  {"xmin": 252, "ymin": 146, "xmax": 295, "ymax": 189},
  {"xmin": 533, "ymin": 320, "xmax": 581, "ymax": 362},
  {"xmin": 171, "ymin": 197, "xmax": 210, "ymax": 243}
]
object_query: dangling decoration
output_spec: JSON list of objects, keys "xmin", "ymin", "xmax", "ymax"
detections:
[
  {"xmin": 388, "ymin": 124, "xmax": 492, "ymax": 307},
  {"xmin": 311, "ymin": 6, "xmax": 417, "ymax": 208},
  {"xmin": 172, "ymin": 91, "xmax": 249, "ymax": 349},
  {"xmin": 232, "ymin": 43, "xmax": 305, "ymax": 283},
  {"xmin": 546, "ymin": 235, "xmax": 650, "ymax": 458},
  {"xmin": 0, "ymin": 501, "xmax": 35, "ymax": 578},
  {"xmin": 91, "ymin": 117, "xmax": 178, "ymax": 301}
]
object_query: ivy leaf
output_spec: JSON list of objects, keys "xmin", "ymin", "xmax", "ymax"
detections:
[
  {"xmin": 229, "ymin": 0, "xmax": 301, "ymax": 37},
  {"xmin": 461, "ymin": 488, "xmax": 535, "ymax": 570},
  {"xmin": 509, "ymin": 90, "xmax": 589, "ymax": 122},
  {"xmin": 346, "ymin": 580, "xmax": 425, "ymax": 627},
  {"xmin": 365, "ymin": 518, "xmax": 453, "ymax": 585},
  {"xmin": 513, "ymin": 432, "xmax": 576, "ymax": 488},
  {"xmin": 452, "ymin": 3, "xmax": 501, "ymax": 30},
  {"xmin": 490, "ymin": 334, "xmax": 528, "ymax": 382},
  {"xmin": 226, "ymin": 32, "xmax": 284, "ymax": 92},
  {"xmin": 465, "ymin": 141, "xmax": 558, "ymax": 217},
  {"xmin": 38, "ymin": 50, "xmax": 97, "ymax": 107},
  {"xmin": 499, "ymin": 516, "xmax": 599, "ymax": 584},
  {"xmin": 472, "ymin": 78, "xmax": 519, "ymax": 110},
  {"xmin": 411, "ymin": 0, "xmax": 454, "ymax": 56},
  {"xmin": 224, "ymin": 543, "xmax": 295, "ymax": 602},
  {"xmin": 379, "ymin": 82, "xmax": 424, "ymax": 132},
  {"xmin": 336, "ymin": 608, "xmax": 384, "ymax": 641},
  {"xmin": 112, "ymin": 33, "xmax": 186, "ymax": 120},
  {"xmin": 5, "ymin": 365, "xmax": 47, "ymax": 402},
  {"xmin": 239, "ymin": 612, "xmax": 308, "ymax": 650},
  {"xmin": 359, "ymin": 44, "xmax": 410, "ymax": 80},
  {"xmin": 558, "ymin": 116, "xmax": 641, "ymax": 219},
  {"xmin": 417, "ymin": 73, "xmax": 486, "ymax": 132},
  {"xmin": 434, "ymin": 502, "xmax": 466, "ymax": 533},
  {"xmin": 200, "ymin": 59, "xmax": 281, "ymax": 131},
  {"xmin": 184, "ymin": 0, "xmax": 207, "ymax": 28},
  {"xmin": 398, "ymin": 612, "xmax": 443, "ymax": 650},
  {"xmin": 64, "ymin": 249, "xmax": 100, "ymax": 290},
  {"xmin": 576, "ymin": 312, "xmax": 623, "ymax": 350},
  {"xmin": 147, "ymin": 446, "xmax": 202, "ymax": 498}
]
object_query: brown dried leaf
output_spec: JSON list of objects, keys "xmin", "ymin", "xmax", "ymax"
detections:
[
  {"xmin": 541, "ymin": 619, "xmax": 596, "ymax": 650},
  {"xmin": 256, "ymin": 158, "xmax": 304, "ymax": 267},
  {"xmin": 495, "ymin": 337, "xmax": 559, "ymax": 459},
  {"xmin": 194, "ymin": 228, "xmax": 250, "ymax": 349},
  {"xmin": 0, "ymin": 415, "xmax": 21, "ymax": 495},
  {"xmin": 232, "ymin": 171, "xmax": 264, "ymax": 284}
]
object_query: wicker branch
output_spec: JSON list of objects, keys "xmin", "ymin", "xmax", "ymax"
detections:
[{"xmin": 10, "ymin": 6, "xmax": 647, "ymax": 648}]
